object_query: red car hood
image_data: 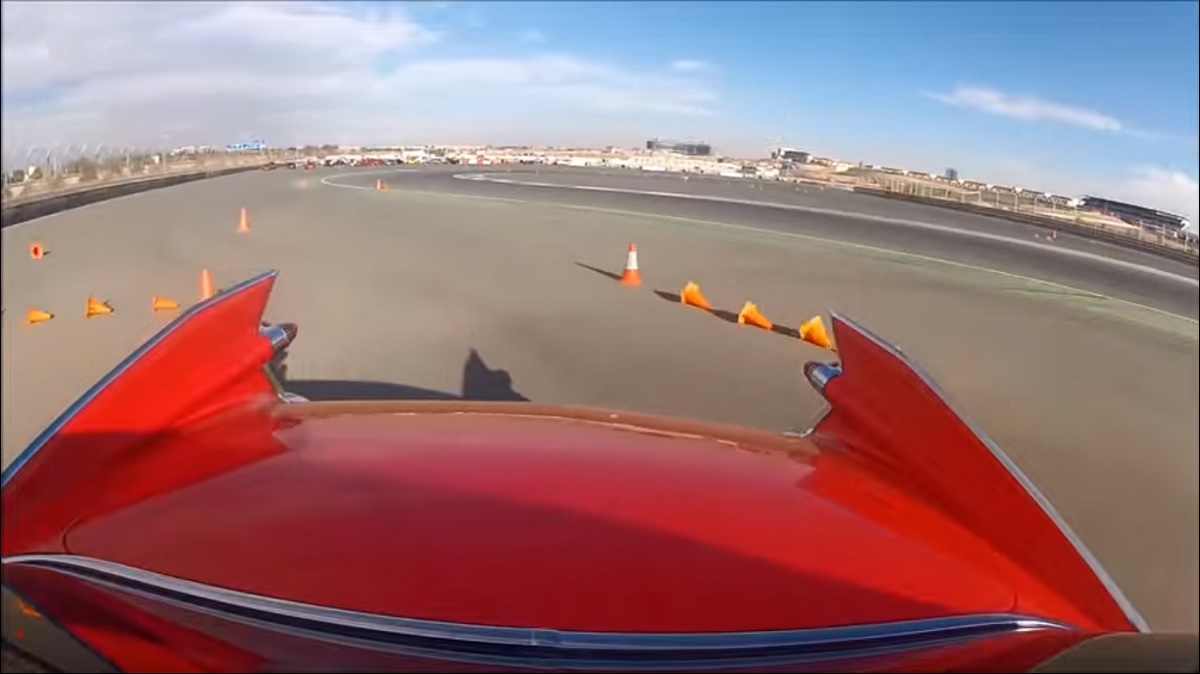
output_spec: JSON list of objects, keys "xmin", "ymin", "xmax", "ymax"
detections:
[
  {"xmin": 2, "ymin": 270, "xmax": 1149, "ymax": 673},
  {"xmin": 60, "ymin": 402, "xmax": 1016, "ymax": 633}
]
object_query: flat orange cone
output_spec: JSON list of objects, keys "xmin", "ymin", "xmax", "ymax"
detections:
[
  {"xmin": 85, "ymin": 296, "xmax": 113, "ymax": 318},
  {"xmin": 152, "ymin": 296, "xmax": 180, "ymax": 311},
  {"xmin": 237, "ymin": 208, "xmax": 251, "ymax": 234},
  {"xmin": 620, "ymin": 243, "xmax": 641, "ymax": 287},
  {"xmin": 680, "ymin": 281, "xmax": 711, "ymax": 310},
  {"xmin": 30, "ymin": 243, "xmax": 45, "ymax": 260},
  {"xmin": 200, "ymin": 269, "xmax": 214, "ymax": 300},
  {"xmin": 737, "ymin": 301, "xmax": 773, "ymax": 330},
  {"xmin": 27, "ymin": 308, "xmax": 53, "ymax": 324},
  {"xmin": 799, "ymin": 315, "xmax": 834, "ymax": 350}
]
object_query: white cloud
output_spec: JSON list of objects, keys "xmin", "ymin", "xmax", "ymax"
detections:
[
  {"xmin": 929, "ymin": 85, "xmax": 1124, "ymax": 132},
  {"xmin": 1118, "ymin": 167, "xmax": 1199, "ymax": 225},
  {"xmin": 0, "ymin": 1, "xmax": 719, "ymax": 154},
  {"xmin": 670, "ymin": 59, "xmax": 712, "ymax": 73}
]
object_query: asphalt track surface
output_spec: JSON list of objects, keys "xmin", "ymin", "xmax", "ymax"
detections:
[{"xmin": 1, "ymin": 165, "xmax": 1197, "ymax": 633}]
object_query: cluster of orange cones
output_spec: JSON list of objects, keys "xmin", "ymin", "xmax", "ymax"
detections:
[
  {"xmin": 617, "ymin": 243, "xmax": 835, "ymax": 351},
  {"xmin": 679, "ymin": 280, "xmax": 834, "ymax": 351},
  {"xmin": 24, "ymin": 209, "xmax": 246, "ymax": 325}
]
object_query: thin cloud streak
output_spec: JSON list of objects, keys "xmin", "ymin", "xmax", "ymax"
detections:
[{"xmin": 928, "ymin": 85, "xmax": 1124, "ymax": 132}]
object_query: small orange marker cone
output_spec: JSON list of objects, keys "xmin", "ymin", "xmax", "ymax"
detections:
[
  {"xmin": 737, "ymin": 301, "xmax": 773, "ymax": 331},
  {"xmin": 376, "ymin": 179, "xmax": 388, "ymax": 191},
  {"xmin": 237, "ymin": 208, "xmax": 251, "ymax": 233},
  {"xmin": 200, "ymin": 269, "xmax": 214, "ymax": 300},
  {"xmin": 680, "ymin": 281, "xmax": 711, "ymax": 310},
  {"xmin": 27, "ymin": 308, "xmax": 53, "ymax": 324},
  {"xmin": 30, "ymin": 242, "xmax": 45, "ymax": 260},
  {"xmin": 799, "ymin": 315, "xmax": 834, "ymax": 350},
  {"xmin": 152, "ymin": 296, "xmax": 180, "ymax": 311},
  {"xmin": 85, "ymin": 296, "xmax": 113, "ymax": 318},
  {"xmin": 620, "ymin": 243, "xmax": 641, "ymax": 287}
]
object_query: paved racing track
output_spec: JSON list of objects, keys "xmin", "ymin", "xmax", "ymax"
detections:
[{"xmin": 2, "ymin": 165, "xmax": 1197, "ymax": 633}]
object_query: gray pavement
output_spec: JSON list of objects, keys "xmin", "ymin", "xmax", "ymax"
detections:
[
  {"xmin": 1, "ymin": 166, "xmax": 1197, "ymax": 632},
  {"xmin": 385, "ymin": 166, "xmax": 1199, "ymax": 319}
]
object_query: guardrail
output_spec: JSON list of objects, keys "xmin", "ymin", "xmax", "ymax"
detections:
[
  {"xmin": 851, "ymin": 187, "xmax": 1199, "ymax": 267},
  {"xmin": 1, "ymin": 161, "xmax": 265, "ymax": 229}
]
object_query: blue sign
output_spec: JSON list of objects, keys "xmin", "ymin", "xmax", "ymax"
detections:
[{"xmin": 226, "ymin": 140, "xmax": 266, "ymax": 152}]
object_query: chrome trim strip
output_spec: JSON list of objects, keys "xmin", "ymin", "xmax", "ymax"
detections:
[
  {"xmin": 3, "ymin": 554, "xmax": 1070, "ymax": 663},
  {"xmin": 0, "ymin": 270, "xmax": 280, "ymax": 491},
  {"xmin": 828, "ymin": 312, "xmax": 1150, "ymax": 633}
]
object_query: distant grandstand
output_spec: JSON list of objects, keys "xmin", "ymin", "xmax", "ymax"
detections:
[
  {"xmin": 1077, "ymin": 196, "xmax": 1190, "ymax": 233},
  {"xmin": 646, "ymin": 138, "xmax": 712, "ymax": 156}
]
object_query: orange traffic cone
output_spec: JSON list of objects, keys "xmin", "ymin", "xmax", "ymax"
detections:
[
  {"xmin": 620, "ymin": 243, "xmax": 641, "ymax": 287},
  {"xmin": 200, "ymin": 269, "xmax": 214, "ymax": 300},
  {"xmin": 737, "ymin": 301, "xmax": 773, "ymax": 330},
  {"xmin": 799, "ymin": 315, "xmax": 834, "ymax": 350},
  {"xmin": 238, "ymin": 208, "xmax": 251, "ymax": 234},
  {"xmin": 152, "ymin": 296, "xmax": 180, "ymax": 311},
  {"xmin": 680, "ymin": 281, "xmax": 711, "ymax": 310},
  {"xmin": 376, "ymin": 179, "xmax": 388, "ymax": 191},
  {"xmin": 85, "ymin": 296, "xmax": 113, "ymax": 318},
  {"xmin": 26, "ymin": 308, "xmax": 53, "ymax": 324},
  {"xmin": 30, "ymin": 242, "xmax": 45, "ymax": 260}
]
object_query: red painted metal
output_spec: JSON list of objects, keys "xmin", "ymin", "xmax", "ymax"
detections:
[
  {"xmin": 64, "ymin": 408, "xmax": 1017, "ymax": 633},
  {"xmin": 1, "ymin": 273, "xmax": 281, "ymax": 556},
  {"xmin": 3, "ymin": 563, "xmax": 1086, "ymax": 674},
  {"xmin": 0, "ymin": 274, "xmax": 1144, "ymax": 672},
  {"xmin": 812, "ymin": 316, "xmax": 1137, "ymax": 632}
]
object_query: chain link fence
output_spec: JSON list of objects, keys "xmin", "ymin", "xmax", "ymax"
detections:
[
  {"xmin": 857, "ymin": 172, "xmax": 1197, "ymax": 258},
  {"xmin": 0, "ymin": 146, "xmax": 288, "ymax": 205}
]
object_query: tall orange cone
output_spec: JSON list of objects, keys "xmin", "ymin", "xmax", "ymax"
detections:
[
  {"xmin": 799, "ymin": 315, "xmax": 834, "ymax": 350},
  {"xmin": 737, "ymin": 301, "xmax": 773, "ymax": 330},
  {"xmin": 26, "ymin": 308, "xmax": 53, "ymax": 324},
  {"xmin": 620, "ymin": 243, "xmax": 641, "ymax": 287},
  {"xmin": 200, "ymin": 269, "xmax": 214, "ymax": 300},
  {"xmin": 680, "ymin": 281, "xmax": 711, "ymax": 310},
  {"xmin": 85, "ymin": 296, "xmax": 113, "ymax": 318},
  {"xmin": 29, "ymin": 242, "xmax": 45, "ymax": 260},
  {"xmin": 152, "ymin": 296, "xmax": 180, "ymax": 311},
  {"xmin": 237, "ymin": 208, "xmax": 251, "ymax": 233}
]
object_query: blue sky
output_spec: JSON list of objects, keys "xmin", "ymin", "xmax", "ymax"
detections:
[
  {"xmin": 2, "ymin": 1, "xmax": 1197, "ymax": 219},
  {"xmin": 415, "ymin": 1, "xmax": 1199, "ymax": 208}
]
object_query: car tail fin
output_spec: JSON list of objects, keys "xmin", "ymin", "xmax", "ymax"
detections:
[
  {"xmin": 806, "ymin": 314, "xmax": 1146, "ymax": 633},
  {"xmin": 2, "ymin": 270, "xmax": 295, "ymax": 555}
]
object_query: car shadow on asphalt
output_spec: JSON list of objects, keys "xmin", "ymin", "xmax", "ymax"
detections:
[{"xmin": 285, "ymin": 349, "xmax": 529, "ymax": 402}]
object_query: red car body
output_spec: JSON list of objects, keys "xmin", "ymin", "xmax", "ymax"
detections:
[{"xmin": 0, "ymin": 270, "xmax": 1172, "ymax": 672}]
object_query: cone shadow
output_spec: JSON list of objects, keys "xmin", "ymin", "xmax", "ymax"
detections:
[
  {"xmin": 574, "ymin": 261, "xmax": 623, "ymax": 282},
  {"xmin": 652, "ymin": 290, "xmax": 801, "ymax": 339}
]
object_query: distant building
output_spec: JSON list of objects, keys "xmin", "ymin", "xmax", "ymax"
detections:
[
  {"xmin": 772, "ymin": 148, "xmax": 811, "ymax": 163},
  {"xmin": 646, "ymin": 138, "xmax": 712, "ymax": 156},
  {"xmin": 945, "ymin": 168, "xmax": 959, "ymax": 181},
  {"xmin": 1078, "ymin": 196, "xmax": 1189, "ymax": 232}
]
